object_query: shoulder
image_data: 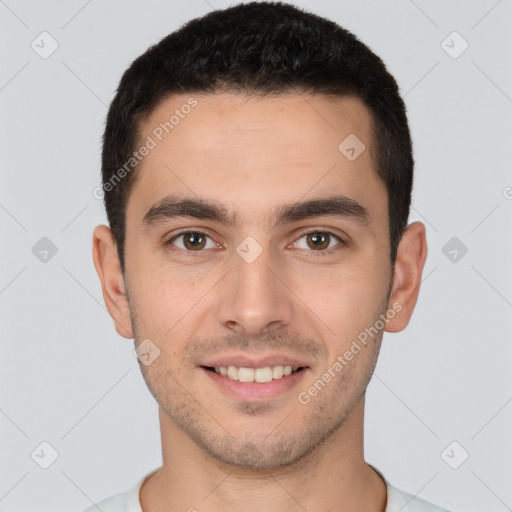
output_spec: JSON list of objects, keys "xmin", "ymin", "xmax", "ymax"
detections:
[
  {"xmin": 385, "ymin": 483, "xmax": 452, "ymax": 512},
  {"xmin": 82, "ymin": 491, "xmax": 128, "ymax": 512},
  {"xmin": 80, "ymin": 468, "xmax": 158, "ymax": 512}
]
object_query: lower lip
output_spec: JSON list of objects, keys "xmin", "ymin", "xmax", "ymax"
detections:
[{"xmin": 201, "ymin": 367, "xmax": 308, "ymax": 400}]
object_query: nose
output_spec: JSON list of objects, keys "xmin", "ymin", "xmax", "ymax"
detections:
[{"xmin": 214, "ymin": 244, "xmax": 295, "ymax": 337}]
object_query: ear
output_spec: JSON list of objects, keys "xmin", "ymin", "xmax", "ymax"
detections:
[
  {"xmin": 385, "ymin": 221, "xmax": 428, "ymax": 333},
  {"xmin": 92, "ymin": 225, "xmax": 134, "ymax": 339}
]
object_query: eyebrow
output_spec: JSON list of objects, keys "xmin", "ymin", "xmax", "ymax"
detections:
[{"xmin": 141, "ymin": 193, "xmax": 370, "ymax": 230}]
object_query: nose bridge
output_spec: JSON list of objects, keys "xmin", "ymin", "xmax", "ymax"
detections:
[{"xmin": 215, "ymin": 239, "xmax": 294, "ymax": 335}]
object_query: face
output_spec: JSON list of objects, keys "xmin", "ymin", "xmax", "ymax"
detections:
[{"xmin": 97, "ymin": 92, "xmax": 417, "ymax": 469}]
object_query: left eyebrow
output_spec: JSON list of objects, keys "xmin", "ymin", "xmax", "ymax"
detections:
[
  {"xmin": 273, "ymin": 195, "xmax": 370, "ymax": 228},
  {"xmin": 141, "ymin": 193, "xmax": 370, "ymax": 231}
]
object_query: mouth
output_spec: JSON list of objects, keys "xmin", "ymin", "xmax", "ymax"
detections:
[
  {"xmin": 200, "ymin": 361, "xmax": 309, "ymax": 401},
  {"xmin": 202, "ymin": 365, "xmax": 306, "ymax": 383}
]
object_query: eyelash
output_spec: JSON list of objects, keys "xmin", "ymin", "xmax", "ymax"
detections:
[{"xmin": 165, "ymin": 229, "xmax": 346, "ymax": 257}]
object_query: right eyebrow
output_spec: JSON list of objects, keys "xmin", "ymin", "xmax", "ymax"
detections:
[{"xmin": 141, "ymin": 195, "xmax": 236, "ymax": 231}]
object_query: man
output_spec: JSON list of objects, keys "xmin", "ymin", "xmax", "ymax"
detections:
[{"xmin": 89, "ymin": 2, "xmax": 450, "ymax": 511}]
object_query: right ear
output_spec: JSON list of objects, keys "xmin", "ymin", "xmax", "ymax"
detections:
[{"xmin": 92, "ymin": 225, "xmax": 134, "ymax": 339}]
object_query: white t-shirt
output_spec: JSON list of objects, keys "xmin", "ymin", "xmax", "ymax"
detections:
[{"xmin": 83, "ymin": 467, "xmax": 451, "ymax": 512}]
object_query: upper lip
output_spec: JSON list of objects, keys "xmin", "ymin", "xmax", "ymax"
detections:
[{"xmin": 200, "ymin": 354, "xmax": 311, "ymax": 369}]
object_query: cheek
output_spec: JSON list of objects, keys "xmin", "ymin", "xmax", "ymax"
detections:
[
  {"xmin": 291, "ymin": 255, "xmax": 388, "ymax": 320},
  {"xmin": 126, "ymin": 269, "xmax": 179, "ymax": 345},
  {"xmin": 128, "ymin": 266, "xmax": 218, "ymax": 363}
]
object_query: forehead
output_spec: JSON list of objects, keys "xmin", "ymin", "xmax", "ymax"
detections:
[
  {"xmin": 138, "ymin": 91, "xmax": 374, "ymax": 151},
  {"xmin": 127, "ymin": 92, "xmax": 385, "ymax": 227}
]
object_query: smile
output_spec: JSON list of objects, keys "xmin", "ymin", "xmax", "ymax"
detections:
[{"xmin": 204, "ymin": 365, "xmax": 304, "ymax": 383}]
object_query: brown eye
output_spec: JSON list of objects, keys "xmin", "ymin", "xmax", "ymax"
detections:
[
  {"xmin": 293, "ymin": 231, "xmax": 343, "ymax": 252},
  {"xmin": 306, "ymin": 232, "xmax": 330, "ymax": 250},
  {"xmin": 170, "ymin": 231, "xmax": 216, "ymax": 251},
  {"xmin": 183, "ymin": 232, "xmax": 206, "ymax": 250}
]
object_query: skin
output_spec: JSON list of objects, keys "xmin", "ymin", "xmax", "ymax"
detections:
[{"xmin": 92, "ymin": 92, "xmax": 427, "ymax": 512}]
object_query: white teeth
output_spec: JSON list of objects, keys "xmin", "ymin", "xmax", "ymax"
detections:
[
  {"xmin": 227, "ymin": 366, "xmax": 239, "ymax": 380},
  {"xmin": 255, "ymin": 367, "xmax": 273, "ymax": 383},
  {"xmin": 238, "ymin": 367, "xmax": 254, "ymax": 382},
  {"xmin": 212, "ymin": 364, "xmax": 302, "ymax": 383},
  {"xmin": 272, "ymin": 366, "xmax": 284, "ymax": 379}
]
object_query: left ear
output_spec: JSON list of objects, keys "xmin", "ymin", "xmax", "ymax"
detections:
[{"xmin": 385, "ymin": 221, "xmax": 428, "ymax": 333}]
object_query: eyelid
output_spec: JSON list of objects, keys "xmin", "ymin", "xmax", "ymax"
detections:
[{"xmin": 294, "ymin": 226, "xmax": 346, "ymax": 239}]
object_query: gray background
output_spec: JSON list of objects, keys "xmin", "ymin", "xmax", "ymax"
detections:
[{"xmin": 1, "ymin": 0, "xmax": 511, "ymax": 511}]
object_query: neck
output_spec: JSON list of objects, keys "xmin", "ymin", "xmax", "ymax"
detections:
[{"xmin": 140, "ymin": 397, "xmax": 387, "ymax": 512}]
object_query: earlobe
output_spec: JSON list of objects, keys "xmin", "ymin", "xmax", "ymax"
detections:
[
  {"xmin": 385, "ymin": 221, "xmax": 428, "ymax": 333},
  {"xmin": 92, "ymin": 225, "xmax": 134, "ymax": 339}
]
